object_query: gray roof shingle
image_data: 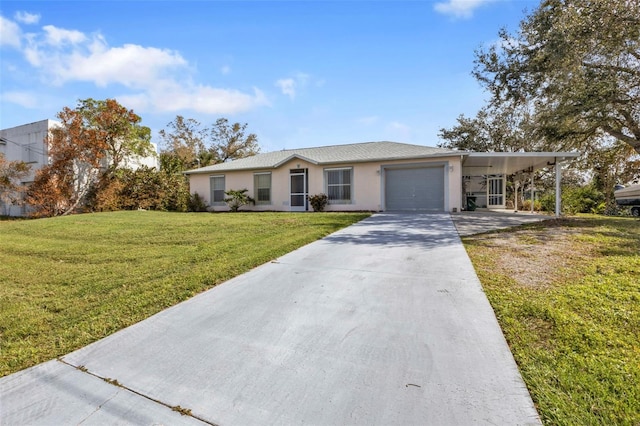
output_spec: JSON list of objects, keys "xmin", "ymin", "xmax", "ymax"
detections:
[{"xmin": 184, "ymin": 141, "xmax": 459, "ymax": 174}]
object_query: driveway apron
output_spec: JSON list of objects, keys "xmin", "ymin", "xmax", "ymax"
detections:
[{"xmin": 1, "ymin": 213, "xmax": 541, "ymax": 425}]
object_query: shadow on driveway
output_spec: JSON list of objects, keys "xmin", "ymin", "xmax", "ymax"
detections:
[{"xmin": 323, "ymin": 212, "xmax": 461, "ymax": 250}]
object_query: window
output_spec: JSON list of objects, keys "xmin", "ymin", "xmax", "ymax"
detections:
[
  {"xmin": 254, "ymin": 172, "xmax": 271, "ymax": 205},
  {"xmin": 210, "ymin": 175, "xmax": 225, "ymax": 205},
  {"xmin": 325, "ymin": 167, "xmax": 352, "ymax": 204}
]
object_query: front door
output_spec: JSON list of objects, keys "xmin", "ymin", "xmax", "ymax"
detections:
[{"xmin": 290, "ymin": 169, "xmax": 308, "ymax": 211}]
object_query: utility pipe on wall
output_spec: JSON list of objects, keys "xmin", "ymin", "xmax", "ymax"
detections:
[{"xmin": 555, "ymin": 159, "xmax": 561, "ymax": 217}]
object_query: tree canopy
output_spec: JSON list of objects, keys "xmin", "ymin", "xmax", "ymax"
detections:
[
  {"xmin": 439, "ymin": 103, "xmax": 538, "ymax": 152},
  {"xmin": 76, "ymin": 98, "xmax": 153, "ymax": 171},
  {"xmin": 26, "ymin": 98, "xmax": 153, "ymax": 217},
  {"xmin": 473, "ymin": 0, "xmax": 640, "ymax": 154},
  {"xmin": 160, "ymin": 116, "xmax": 259, "ymax": 172}
]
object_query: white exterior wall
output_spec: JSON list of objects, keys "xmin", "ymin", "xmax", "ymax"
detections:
[
  {"xmin": 0, "ymin": 120, "xmax": 56, "ymax": 216},
  {"xmin": 121, "ymin": 142, "xmax": 159, "ymax": 170},
  {"xmin": 188, "ymin": 155, "xmax": 463, "ymax": 212},
  {"xmin": 0, "ymin": 120, "xmax": 55, "ymax": 182}
]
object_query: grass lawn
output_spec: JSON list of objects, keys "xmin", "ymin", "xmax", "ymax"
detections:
[
  {"xmin": 463, "ymin": 215, "xmax": 639, "ymax": 425},
  {"xmin": 0, "ymin": 210, "xmax": 369, "ymax": 377}
]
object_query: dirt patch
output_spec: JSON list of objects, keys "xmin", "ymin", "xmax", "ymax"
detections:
[{"xmin": 466, "ymin": 224, "xmax": 595, "ymax": 289}]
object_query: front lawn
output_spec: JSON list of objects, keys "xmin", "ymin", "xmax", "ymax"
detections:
[
  {"xmin": 0, "ymin": 211, "xmax": 369, "ymax": 376},
  {"xmin": 463, "ymin": 216, "xmax": 639, "ymax": 425}
]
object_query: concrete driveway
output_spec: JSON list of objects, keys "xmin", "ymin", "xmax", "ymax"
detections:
[
  {"xmin": 1, "ymin": 213, "xmax": 541, "ymax": 425},
  {"xmin": 452, "ymin": 210, "xmax": 551, "ymax": 236}
]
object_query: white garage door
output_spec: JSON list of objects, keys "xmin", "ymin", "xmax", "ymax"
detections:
[{"xmin": 385, "ymin": 167, "xmax": 445, "ymax": 211}]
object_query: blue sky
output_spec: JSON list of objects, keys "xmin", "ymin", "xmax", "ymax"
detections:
[{"xmin": 1, "ymin": 1, "xmax": 538, "ymax": 152}]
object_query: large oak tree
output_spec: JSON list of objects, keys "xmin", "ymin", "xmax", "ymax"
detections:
[{"xmin": 474, "ymin": 0, "xmax": 640, "ymax": 154}]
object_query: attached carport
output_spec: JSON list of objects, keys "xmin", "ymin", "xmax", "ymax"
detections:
[{"xmin": 462, "ymin": 152, "xmax": 580, "ymax": 217}]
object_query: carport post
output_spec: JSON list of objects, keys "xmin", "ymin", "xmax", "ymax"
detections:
[{"xmin": 555, "ymin": 159, "xmax": 561, "ymax": 217}]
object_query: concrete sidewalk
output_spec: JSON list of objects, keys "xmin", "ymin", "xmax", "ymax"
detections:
[{"xmin": 1, "ymin": 213, "xmax": 541, "ymax": 425}]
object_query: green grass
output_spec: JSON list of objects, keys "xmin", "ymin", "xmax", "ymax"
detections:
[
  {"xmin": 463, "ymin": 216, "xmax": 640, "ymax": 425},
  {"xmin": 0, "ymin": 211, "xmax": 369, "ymax": 376}
]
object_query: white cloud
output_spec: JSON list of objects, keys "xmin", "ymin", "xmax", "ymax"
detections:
[
  {"xmin": 221, "ymin": 65, "xmax": 231, "ymax": 75},
  {"xmin": 63, "ymin": 43, "xmax": 187, "ymax": 87},
  {"xmin": 43, "ymin": 25, "xmax": 87, "ymax": 46},
  {"xmin": 275, "ymin": 72, "xmax": 313, "ymax": 100},
  {"xmin": 2, "ymin": 91, "xmax": 39, "ymax": 108},
  {"xmin": 0, "ymin": 16, "xmax": 21, "ymax": 48},
  {"xmin": 119, "ymin": 83, "xmax": 269, "ymax": 115},
  {"xmin": 434, "ymin": 0, "xmax": 495, "ymax": 19},
  {"xmin": 10, "ymin": 21, "xmax": 268, "ymax": 115},
  {"xmin": 276, "ymin": 78, "xmax": 296, "ymax": 99},
  {"xmin": 14, "ymin": 11, "xmax": 40, "ymax": 25}
]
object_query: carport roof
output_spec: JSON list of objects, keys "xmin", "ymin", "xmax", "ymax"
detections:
[{"xmin": 462, "ymin": 152, "xmax": 580, "ymax": 175}]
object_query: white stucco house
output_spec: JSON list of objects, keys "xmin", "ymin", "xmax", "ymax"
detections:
[
  {"xmin": 0, "ymin": 119, "xmax": 159, "ymax": 216},
  {"xmin": 185, "ymin": 141, "xmax": 579, "ymax": 215}
]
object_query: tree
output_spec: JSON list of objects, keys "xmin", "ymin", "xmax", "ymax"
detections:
[
  {"xmin": 27, "ymin": 106, "xmax": 106, "ymax": 217},
  {"xmin": 159, "ymin": 116, "xmax": 260, "ymax": 173},
  {"xmin": 158, "ymin": 116, "xmax": 207, "ymax": 171},
  {"xmin": 77, "ymin": 98, "xmax": 153, "ymax": 172},
  {"xmin": 438, "ymin": 102, "xmax": 539, "ymax": 152},
  {"xmin": 207, "ymin": 118, "xmax": 259, "ymax": 163},
  {"xmin": 26, "ymin": 98, "xmax": 152, "ymax": 217},
  {"xmin": 474, "ymin": 0, "xmax": 640, "ymax": 154},
  {"xmin": 0, "ymin": 153, "xmax": 30, "ymax": 214}
]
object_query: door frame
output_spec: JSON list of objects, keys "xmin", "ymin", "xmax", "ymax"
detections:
[
  {"xmin": 487, "ymin": 174, "xmax": 506, "ymax": 209},
  {"xmin": 289, "ymin": 169, "xmax": 308, "ymax": 211}
]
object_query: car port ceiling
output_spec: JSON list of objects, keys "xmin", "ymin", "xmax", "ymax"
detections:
[{"xmin": 461, "ymin": 152, "xmax": 580, "ymax": 175}]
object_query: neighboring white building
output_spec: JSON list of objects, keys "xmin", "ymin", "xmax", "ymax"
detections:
[
  {"xmin": 0, "ymin": 120, "xmax": 56, "ymax": 216},
  {"xmin": 0, "ymin": 119, "xmax": 158, "ymax": 216}
]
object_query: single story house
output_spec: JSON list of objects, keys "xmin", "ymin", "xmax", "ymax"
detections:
[{"xmin": 185, "ymin": 141, "xmax": 579, "ymax": 215}]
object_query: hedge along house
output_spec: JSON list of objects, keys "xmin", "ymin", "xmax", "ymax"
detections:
[{"xmin": 185, "ymin": 141, "xmax": 579, "ymax": 215}]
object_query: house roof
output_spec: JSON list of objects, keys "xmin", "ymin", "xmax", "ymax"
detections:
[{"xmin": 184, "ymin": 141, "xmax": 460, "ymax": 174}]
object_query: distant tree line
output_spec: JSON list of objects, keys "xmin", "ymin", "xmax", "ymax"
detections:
[
  {"xmin": 17, "ymin": 98, "xmax": 259, "ymax": 218},
  {"xmin": 439, "ymin": 0, "xmax": 640, "ymax": 213}
]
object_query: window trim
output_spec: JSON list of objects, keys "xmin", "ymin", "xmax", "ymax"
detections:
[
  {"xmin": 210, "ymin": 175, "xmax": 226, "ymax": 206},
  {"xmin": 253, "ymin": 172, "xmax": 272, "ymax": 205},
  {"xmin": 324, "ymin": 167, "xmax": 353, "ymax": 205}
]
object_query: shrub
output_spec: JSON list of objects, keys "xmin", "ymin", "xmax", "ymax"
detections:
[
  {"xmin": 87, "ymin": 168, "xmax": 190, "ymax": 213},
  {"xmin": 539, "ymin": 185, "xmax": 606, "ymax": 215},
  {"xmin": 564, "ymin": 185, "xmax": 605, "ymax": 214},
  {"xmin": 224, "ymin": 189, "xmax": 254, "ymax": 212},
  {"xmin": 521, "ymin": 199, "xmax": 542, "ymax": 212},
  {"xmin": 188, "ymin": 192, "xmax": 208, "ymax": 212},
  {"xmin": 308, "ymin": 193, "xmax": 328, "ymax": 212}
]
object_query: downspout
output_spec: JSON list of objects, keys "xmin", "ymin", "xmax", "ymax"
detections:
[
  {"xmin": 460, "ymin": 154, "xmax": 466, "ymax": 211},
  {"xmin": 555, "ymin": 158, "xmax": 562, "ymax": 217}
]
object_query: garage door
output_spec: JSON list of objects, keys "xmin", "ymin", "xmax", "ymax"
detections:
[{"xmin": 385, "ymin": 167, "xmax": 445, "ymax": 211}]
